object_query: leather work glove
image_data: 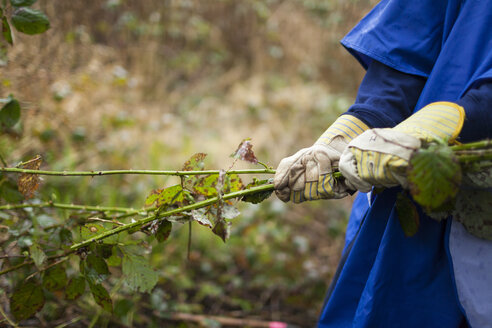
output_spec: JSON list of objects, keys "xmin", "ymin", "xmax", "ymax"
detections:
[
  {"xmin": 274, "ymin": 115, "xmax": 369, "ymax": 203},
  {"xmin": 339, "ymin": 102, "xmax": 465, "ymax": 192}
]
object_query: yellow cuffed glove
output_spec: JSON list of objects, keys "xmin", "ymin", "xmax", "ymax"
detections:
[
  {"xmin": 339, "ymin": 102, "xmax": 465, "ymax": 192},
  {"xmin": 274, "ymin": 115, "xmax": 369, "ymax": 203}
]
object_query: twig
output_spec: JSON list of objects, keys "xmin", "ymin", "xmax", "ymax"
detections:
[
  {"xmin": 0, "ymin": 202, "xmax": 140, "ymax": 213},
  {"xmin": 451, "ymin": 139, "xmax": 492, "ymax": 151},
  {"xmin": 25, "ymin": 257, "xmax": 69, "ymax": 280},
  {"xmin": 0, "ymin": 295, "xmax": 19, "ymax": 328},
  {"xmin": 87, "ymin": 217, "xmax": 124, "ymax": 226},
  {"xmin": 0, "ymin": 168, "xmax": 276, "ymax": 177},
  {"xmin": 54, "ymin": 316, "xmax": 83, "ymax": 328},
  {"xmin": 69, "ymin": 184, "xmax": 275, "ymax": 251}
]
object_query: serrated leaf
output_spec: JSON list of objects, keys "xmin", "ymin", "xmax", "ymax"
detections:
[
  {"xmin": 453, "ymin": 189, "xmax": 492, "ymax": 240},
  {"xmin": 463, "ymin": 166, "xmax": 492, "ymax": 188},
  {"xmin": 407, "ymin": 143, "xmax": 461, "ymax": 211},
  {"xmin": 18, "ymin": 155, "xmax": 42, "ymax": 199},
  {"xmin": 182, "ymin": 153, "xmax": 207, "ymax": 191},
  {"xmin": 145, "ymin": 184, "xmax": 186, "ymax": 207},
  {"xmin": 0, "ymin": 95, "xmax": 20, "ymax": 127},
  {"xmin": 224, "ymin": 174, "xmax": 244, "ymax": 193},
  {"xmin": 107, "ymin": 246, "xmax": 121, "ymax": 266},
  {"xmin": 29, "ymin": 244, "xmax": 46, "ymax": 268},
  {"xmin": 242, "ymin": 179, "xmax": 273, "ymax": 204},
  {"xmin": 66, "ymin": 276, "xmax": 85, "ymax": 300},
  {"xmin": 43, "ymin": 264, "xmax": 67, "ymax": 291},
  {"xmin": 155, "ymin": 220, "xmax": 172, "ymax": 243},
  {"xmin": 212, "ymin": 219, "xmax": 230, "ymax": 242},
  {"xmin": 232, "ymin": 139, "xmax": 258, "ymax": 164},
  {"xmin": 87, "ymin": 280, "xmax": 112, "ymax": 312},
  {"xmin": 80, "ymin": 223, "xmax": 105, "ymax": 240},
  {"xmin": 122, "ymin": 253, "xmax": 158, "ymax": 293},
  {"xmin": 2, "ymin": 16, "xmax": 13, "ymax": 45},
  {"xmin": 10, "ymin": 280, "xmax": 45, "ymax": 321},
  {"xmin": 395, "ymin": 192, "xmax": 420, "ymax": 237},
  {"xmin": 82, "ymin": 254, "xmax": 109, "ymax": 284},
  {"xmin": 11, "ymin": 0, "xmax": 37, "ymax": 7},
  {"xmin": 194, "ymin": 174, "xmax": 219, "ymax": 197},
  {"xmin": 191, "ymin": 208, "xmax": 212, "ymax": 228},
  {"xmin": 59, "ymin": 228, "xmax": 72, "ymax": 245},
  {"xmin": 11, "ymin": 8, "xmax": 50, "ymax": 35}
]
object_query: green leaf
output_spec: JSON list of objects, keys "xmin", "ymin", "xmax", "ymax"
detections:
[
  {"xmin": 0, "ymin": 95, "xmax": 20, "ymax": 127},
  {"xmin": 11, "ymin": 8, "xmax": 50, "ymax": 35},
  {"xmin": 66, "ymin": 276, "xmax": 85, "ymax": 300},
  {"xmin": 395, "ymin": 192, "xmax": 420, "ymax": 237},
  {"xmin": 145, "ymin": 184, "xmax": 186, "ymax": 207},
  {"xmin": 29, "ymin": 244, "xmax": 46, "ymax": 268},
  {"xmin": 407, "ymin": 142, "xmax": 461, "ymax": 211},
  {"xmin": 122, "ymin": 253, "xmax": 158, "ymax": 293},
  {"xmin": 155, "ymin": 220, "xmax": 172, "ymax": 243},
  {"xmin": 79, "ymin": 223, "xmax": 116, "ymax": 244},
  {"xmin": 10, "ymin": 280, "xmax": 45, "ymax": 321},
  {"xmin": 43, "ymin": 264, "xmax": 67, "ymax": 291},
  {"xmin": 107, "ymin": 247, "xmax": 121, "ymax": 267},
  {"xmin": 453, "ymin": 189, "xmax": 492, "ymax": 240},
  {"xmin": 0, "ymin": 179, "xmax": 23, "ymax": 202},
  {"xmin": 82, "ymin": 254, "xmax": 109, "ymax": 284},
  {"xmin": 194, "ymin": 174, "xmax": 219, "ymax": 197},
  {"xmin": 87, "ymin": 280, "xmax": 113, "ymax": 312},
  {"xmin": 2, "ymin": 16, "xmax": 13, "ymax": 45},
  {"xmin": 242, "ymin": 179, "xmax": 273, "ymax": 204},
  {"xmin": 463, "ymin": 166, "xmax": 492, "ymax": 188},
  {"xmin": 59, "ymin": 228, "xmax": 72, "ymax": 245},
  {"xmin": 212, "ymin": 219, "xmax": 230, "ymax": 242},
  {"xmin": 182, "ymin": 153, "xmax": 207, "ymax": 191},
  {"xmin": 10, "ymin": 0, "xmax": 37, "ymax": 6}
]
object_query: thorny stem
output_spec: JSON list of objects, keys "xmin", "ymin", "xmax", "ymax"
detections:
[
  {"xmin": 451, "ymin": 139, "xmax": 492, "ymax": 151},
  {"xmin": 69, "ymin": 184, "xmax": 275, "ymax": 252},
  {"xmin": 0, "ymin": 202, "xmax": 142, "ymax": 213},
  {"xmin": 0, "ymin": 167, "xmax": 276, "ymax": 177}
]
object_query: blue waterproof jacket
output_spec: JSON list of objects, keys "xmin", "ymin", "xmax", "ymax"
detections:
[{"xmin": 318, "ymin": 1, "xmax": 492, "ymax": 327}]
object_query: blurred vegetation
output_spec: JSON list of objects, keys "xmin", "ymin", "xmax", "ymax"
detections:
[{"xmin": 0, "ymin": 0, "xmax": 376, "ymax": 327}]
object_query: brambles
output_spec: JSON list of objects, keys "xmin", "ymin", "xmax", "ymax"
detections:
[{"xmin": 0, "ymin": 140, "xmax": 276, "ymax": 323}]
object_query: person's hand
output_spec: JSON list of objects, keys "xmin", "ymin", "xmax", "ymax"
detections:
[
  {"xmin": 274, "ymin": 115, "xmax": 369, "ymax": 203},
  {"xmin": 339, "ymin": 102, "xmax": 465, "ymax": 192}
]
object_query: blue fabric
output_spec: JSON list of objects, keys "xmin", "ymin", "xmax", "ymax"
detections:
[
  {"xmin": 346, "ymin": 60, "xmax": 426, "ymax": 129},
  {"xmin": 319, "ymin": 1, "xmax": 492, "ymax": 327},
  {"xmin": 457, "ymin": 83, "xmax": 492, "ymax": 143}
]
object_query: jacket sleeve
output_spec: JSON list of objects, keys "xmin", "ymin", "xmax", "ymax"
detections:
[
  {"xmin": 457, "ymin": 82, "xmax": 492, "ymax": 142},
  {"xmin": 344, "ymin": 60, "xmax": 426, "ymax": 128}
]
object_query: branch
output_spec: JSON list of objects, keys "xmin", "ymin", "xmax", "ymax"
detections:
[
  {"xmin": 69, "ymin": 184, "xmax": 275, "ymax": 251},
  {"xmin": 0, "ymin": 202, "xmax": 144, "ymax": 214},
  {"xmin": 0, "ymin": 168, "xmax": 276, "ymax": 177}
]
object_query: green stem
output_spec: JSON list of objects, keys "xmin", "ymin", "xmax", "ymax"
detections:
[
  {"xmin": 451, "ymin": 139, "xmax": 492, "ymax": 151},
  {"xmin": 0, "ymin": 167, "xmax": 276, "ymax": 177},
  {"xmin": 69, "ymin": 184, "xmax": 275, "ymax": 251},
  {"xmin": 0, "ymin": 202, "xmax": 141, "ymax": 213}
]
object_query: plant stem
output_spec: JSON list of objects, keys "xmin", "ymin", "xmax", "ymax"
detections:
[
  {"xmin": 451, "ymin": 139, "xmax": 492, "ymax": 151},
  {"xmin": 0, "ymin": 167, "xmax": 276, "ymax": 177},
  {"xmin": 0, "ymin": 202, "xmax": 140, "ymax": 213},
  {"xmin": 69, "ymin": 184, "xmax": 275, "ymax": 251}
]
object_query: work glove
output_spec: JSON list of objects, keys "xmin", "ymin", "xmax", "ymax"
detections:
[
  {"xmin": 339, "ymin": 102, "xmax": 465, "ymax": 192},
  {"xmin": 274, "ymin": 115, "xmax": 369, "ymax": 203}
]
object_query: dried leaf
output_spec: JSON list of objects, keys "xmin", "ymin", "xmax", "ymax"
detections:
[
  {"xmin": 191, "ymin": 208, "xmax": 213, "ymax": 228},
  {"xmin": 18, "ymin": 155, "xmax": 42, "ymax": 199},
  {"xmin": 182, "ymin": 153, "xmax": 207, "ymax": 171},
  {"xmin": 395, "ymin": 192, "xmax": 420, "ymax": 237},
  {"xmin": 232, "ymin": 139, "xmax": 258, "ymax": 164}
]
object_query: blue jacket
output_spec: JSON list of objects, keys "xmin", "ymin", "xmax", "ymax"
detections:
[{"xmin": 319, "ymin": 1, "xmax": 492, "ymax": 327}]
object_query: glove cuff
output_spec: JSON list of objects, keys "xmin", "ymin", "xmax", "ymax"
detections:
[
  {"xmin": 394, "ymin": 101, "xmax": 465, "ymax": 144},
  {"xmin": 316, "ymin": 114, "xmax": 370, "ymax": 146}
]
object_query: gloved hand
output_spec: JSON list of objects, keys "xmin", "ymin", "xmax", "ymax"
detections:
[
  {"xmin": 339, "ymin": 102, "xmax": 465, "ymax": 192},
  {"xmin": 274, "ymin": 115, "xmax": 369, "ymax": 203}
]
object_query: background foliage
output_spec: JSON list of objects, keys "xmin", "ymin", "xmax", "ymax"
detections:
[{"xmin": 0, "ymin": 0, "xmax": 377, "ymax": 327}]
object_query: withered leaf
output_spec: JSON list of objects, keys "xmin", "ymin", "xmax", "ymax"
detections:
[
  {"xmin": 232, "ymin": 139, "xmax": 258, "ymax": 164},
  {"xmin": 18, "ymin": 155, "xmax": 42, "ymax": 199}
]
